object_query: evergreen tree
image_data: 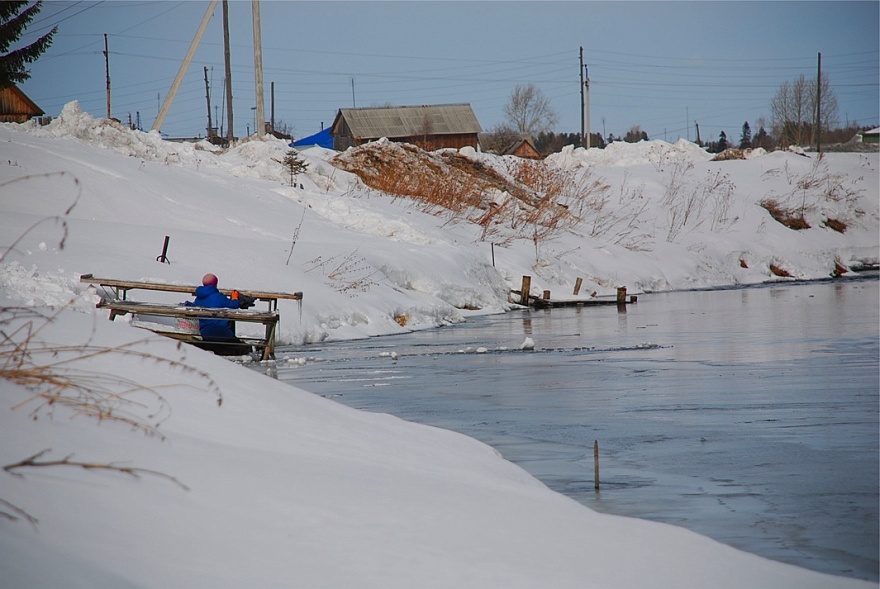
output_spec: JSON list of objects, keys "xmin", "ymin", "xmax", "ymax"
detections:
[
  {"xmin": 0, "ymin": 1, "xmax": 56, "ymax": 88},
  {"xmin": 753, "ymin": 125, "xmax": 773, "ymax": 150},
  {"xmin": 717, "ymin": 130, "xmax": 729, "ymax": 152},
  {"xmin": 277, "ymin": 150, "xmax": 308, "ymax": 187},
  {"xmin": 739, "ymin": 122, "xmax": 752, "ymax": 149}
]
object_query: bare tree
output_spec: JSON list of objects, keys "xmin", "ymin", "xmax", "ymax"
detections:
[
  {"xmin": 480, "ymin": 123, "xmax": 520, "ymax": 153},
  {"xmin": 770, "ymin": 74, "xmax": 838, "ymax": 147},
  {"xmin": 503, "ymin": 84, "xmax": 558, "ymax": 136},
  {"xmin": 624, "ymin": 125, "xmax": 648, "ymax": 143}
]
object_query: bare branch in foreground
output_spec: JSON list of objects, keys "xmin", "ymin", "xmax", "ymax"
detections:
[{"xmin": 4, "ymin": 448, "xmax": 190, "ymax": 491}]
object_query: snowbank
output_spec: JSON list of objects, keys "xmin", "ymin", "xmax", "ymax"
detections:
[{"xmin": 0, "ymin": 103, "xmax": 876, "ymax": 588}]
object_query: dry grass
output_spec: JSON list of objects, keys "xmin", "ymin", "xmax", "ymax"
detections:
[
  {"xmin": 759, "ymin": 156, "xmax": 864, "ymax": 232},
  {"xmin": 1, "ymin": 304, "xmax": 222, "ymax": 526},
  {"xmin": 760, "ymin": 198, "xmax": 811, "ymax": 230},
  {"xmin": 304, "ymin": 249, "xmax": 380, "ymax": 295},
  {"xmin": 823, "ymin": 218, "xmax": 847, "ymax": 233},
  {"xmin": 332, "ymin": 142, "xmax": 608, "ymax": 255},
  {"xmin": 333, "ymin": 142, "xmax": 488, "ymax": 215},
  {"xmin": 769, "ymin": 263, "xmax": 793, "ymax": 277},
  {"xmin": 3, "ymin": 306, "xmax": 222, "ymax": 436}
]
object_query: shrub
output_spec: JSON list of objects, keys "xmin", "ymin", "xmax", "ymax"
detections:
[{"xmin": 760, "ymin": 198, "xmax": 811, "ymax": 230}]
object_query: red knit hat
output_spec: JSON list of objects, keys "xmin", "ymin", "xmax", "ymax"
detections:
[{"xmin": 202, "ymin": 273, "xmax": 218, "ymax": 286}]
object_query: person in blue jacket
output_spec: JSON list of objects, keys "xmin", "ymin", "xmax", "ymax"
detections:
[{"xmin": 188, "ymin": 273, "xmax": 255, "ymax": 355}]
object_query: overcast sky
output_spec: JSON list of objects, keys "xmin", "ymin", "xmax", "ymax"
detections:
[{"xmin": 20, "ymin": 1, "xmax": 880, "ymax": 142}]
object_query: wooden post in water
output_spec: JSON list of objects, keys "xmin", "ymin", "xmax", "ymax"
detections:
[
  {"xmin": 594, "ymin": 440, "xmax": 600, "ymax": 489},
  {"xmin": 543, "ymin": 289, "xmax": 551, "ymax": 300},
  {"xmin": 520, "ymin": 275, "xmax": 531, "ymax": 306},
  {"xmin": 573, "ymin": 277, "xmax": 583, "ymax": 295},
  {"xmin": 616, "ymin": 286, "xmax": 627, "ymax": 305}
]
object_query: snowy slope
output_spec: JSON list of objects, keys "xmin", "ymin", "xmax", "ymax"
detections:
[{"xmin": 0, "ymin": 103, "xmax": 876, "ymax": 588}]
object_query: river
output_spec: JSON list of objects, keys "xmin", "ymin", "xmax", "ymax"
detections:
[{"xmin": 269, "ymin": 277, "xmax": 879, "ymax": 582}]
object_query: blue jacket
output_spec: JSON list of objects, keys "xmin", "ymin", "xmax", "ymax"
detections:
[{"xmin": 190, "ymin": 284, "xmax": 241, "ymax": 339}]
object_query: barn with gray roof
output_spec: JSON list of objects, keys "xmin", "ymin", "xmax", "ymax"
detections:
[{"xmin": 330, "ymin": 104, "xmax": 482, "ymax": 151}]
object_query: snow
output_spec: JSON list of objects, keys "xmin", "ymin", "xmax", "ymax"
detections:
[{"xmin": 1, "ymin": 102, "xmax": 876, "ymax": 588}]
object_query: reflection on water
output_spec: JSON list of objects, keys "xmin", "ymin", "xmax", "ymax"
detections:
[{"xmin": 270, "ymin": 278, "xmax": 879, "ymax": 582}]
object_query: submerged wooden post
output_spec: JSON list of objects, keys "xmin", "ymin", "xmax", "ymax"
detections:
[
  {"xmin": 594, "ymin": 440, "xmax": 600, "ymax": 490},
  {"xmin": 616, "ymin": 286, "xmax": 627, "ymax": 305},
  {"xmin": 573, "ymin": 277, "xmax": 583, "ymax": 295},
  {"xmin": 520, "ymin": 275, "xmax": 531, "ymax": 306}
]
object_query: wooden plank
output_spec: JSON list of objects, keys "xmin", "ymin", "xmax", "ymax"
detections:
[
  {"xmin": 80, "ymin": 274, "xmax": 303, "ymax": 301},
  {"xmin": 97, "ymin": 300, "xmax": 278, "ymax": 322},
  {"xmin": 103, "ymin": 300, "xmax": 278, "ymax": 360}
]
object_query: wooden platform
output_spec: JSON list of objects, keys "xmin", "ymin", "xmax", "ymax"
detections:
[
  {"xmin": 81, "ymin": 274, "xmax": 303, "ymax": 360},
  {"xmin": 510, "ymin": 282, "xmax": 637, "ymax": 309},
  {"xmin": 80, "ymin": 274, "xmax": 302, "ymax": 311},
  {"xmin": 95, "ymin": 300, "xmax": 280, "ymax": 360}
]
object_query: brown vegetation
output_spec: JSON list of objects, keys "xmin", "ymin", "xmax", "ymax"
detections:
[
  {"xmin": 711, "ymin": 148, "xmax": 746, "ymax": 161},
  {"xmin": 769, "ymin": 264, "xmax": 792, "ymax": 277},
  {"xmin": 1, "ymin": 303, "xmax": 221, "ymax": 526},
  {"xmin": 823, "ymin": 218, "xmax": 847, "ymax": 233},
  {"xmin": 759, "ymin": 198, "xmax": 811, "ymax": 230},
  {"xmin": 332, "ymin": 141, "xmax": 606, "ymax": 251}
]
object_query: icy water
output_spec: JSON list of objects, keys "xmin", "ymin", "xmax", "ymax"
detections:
[{"xmin": 271, "ymin": 278, "xmax": 879, "ymax": 582}]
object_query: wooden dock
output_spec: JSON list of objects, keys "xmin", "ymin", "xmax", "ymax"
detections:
[{"xmin": 510, "ymin": 275, "xmax": 637, "ymax": 309}]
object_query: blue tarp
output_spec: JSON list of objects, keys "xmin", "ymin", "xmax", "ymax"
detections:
[{"xmin": 291, "ymin": 127, "xmax": 333, "ymax": 149}]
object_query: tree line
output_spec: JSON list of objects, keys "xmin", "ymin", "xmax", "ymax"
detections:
[{"xmin": 485, "ymin": 80, "xmax": 874, "ymax": 157}]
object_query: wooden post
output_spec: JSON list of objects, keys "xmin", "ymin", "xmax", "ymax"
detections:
[
  {"xmin": 542, "ymin": 290, "xmax": 551, "ymax": 300},
  {"xmin": 520, "ymin": 275, "xmax": 531, "ymax": 306},
  {"xmin": 616, "ymin": 286, "xmax": 627, "ymax": 304},
  {"xmin": 594, "ymin": 440, "xmax": 600, "ymax": 490},
  {"xmin": 573, "ymin": 277, "xmax": 583, "ymax": 295}
]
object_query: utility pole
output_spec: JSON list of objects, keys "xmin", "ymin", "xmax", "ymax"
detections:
[
  {"xmin": 694, "ymin": 121, "xmax": 701, "ymax": 145},
  {"xmin": 270, "ymin": 81, "xmax": 275, "ymax": 133},
  {"xmin": 580, "ymin": 47, "xmax": 585, "ymax": 148},
  {"xmin": 815, "ymin": 51, "xmax": 822, "ymax": 154},
  {"xmin": 103, "ymin": 34, "xmax": 111, "ymax": 119},
  {"xmin": 351, "ymin": 78, "xmax": 356, "ymax": 108},
  {"xmin": 204, "ymin": 66, "xmax": 213, "ymax": 138},
  {"xmin": 152, "ymin": 0, "xmax": 218, "ymax": 132},
  {"xmin": 585, "ymin": 63, "xmax": 591, "ymax": 149},
  {"xmin": 252, "ymin": 0, "xmax": 265, "ymax": 136},
  {"xmin": 223, "ymin": 0, "xmax": 234, "ymax": 143}
]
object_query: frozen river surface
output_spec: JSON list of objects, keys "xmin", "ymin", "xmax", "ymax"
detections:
[{"xmin": 273, "ymin": 278, "xmax": 879, "ymax": 582}]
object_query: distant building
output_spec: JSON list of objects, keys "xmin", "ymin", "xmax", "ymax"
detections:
[
  {"xmin": 500, "ymin": 136, "xmax": 541, "ymax": 159},
  {"xmin": 861, "ymin": 127, "xmax": 880, "ymax": 144},
  {"xmin": 0, "ymin": 85, "xmax": 44, "ymax": 123},
  {"xmin": 330, "ymin": 104, "xmax": 482, "ymax": 151}
]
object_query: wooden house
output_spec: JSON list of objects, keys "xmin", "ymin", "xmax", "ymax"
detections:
[
  {"xmin": 0, "ymin": 85, "xmax": 44, "ymax": 123},
  {"xmin": 501, "ymin": 136, "xmax": 541, "ymax": 159},
  {"xmin": 330, "ymin": 104, "xmax": 482, "ymax": 151}
]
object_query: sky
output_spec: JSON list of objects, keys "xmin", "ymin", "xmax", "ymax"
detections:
[
  {"xmin": 0, "ymin": 100, "xmax": 877, "ymax": 588},
  {"xmin": 17, "ymin": 1, "xmax": 880, "ymax": 141}
]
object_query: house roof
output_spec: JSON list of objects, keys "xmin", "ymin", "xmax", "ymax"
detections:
[
  {"xmin": 0, "ymin": 85, "xmax": 43, "ymax": 117},
  {"xmin": 333, "ymin": 104, "xmax": 482, "ymax": 139},
  {"xmin": 501, "ymin": 136, "xmax": 539, "ymax": 157}
]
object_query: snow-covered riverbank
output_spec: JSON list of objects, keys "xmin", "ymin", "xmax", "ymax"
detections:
[{"xmin": 1, "ymin": 104, "xmax": 876, "ymax": 587}]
